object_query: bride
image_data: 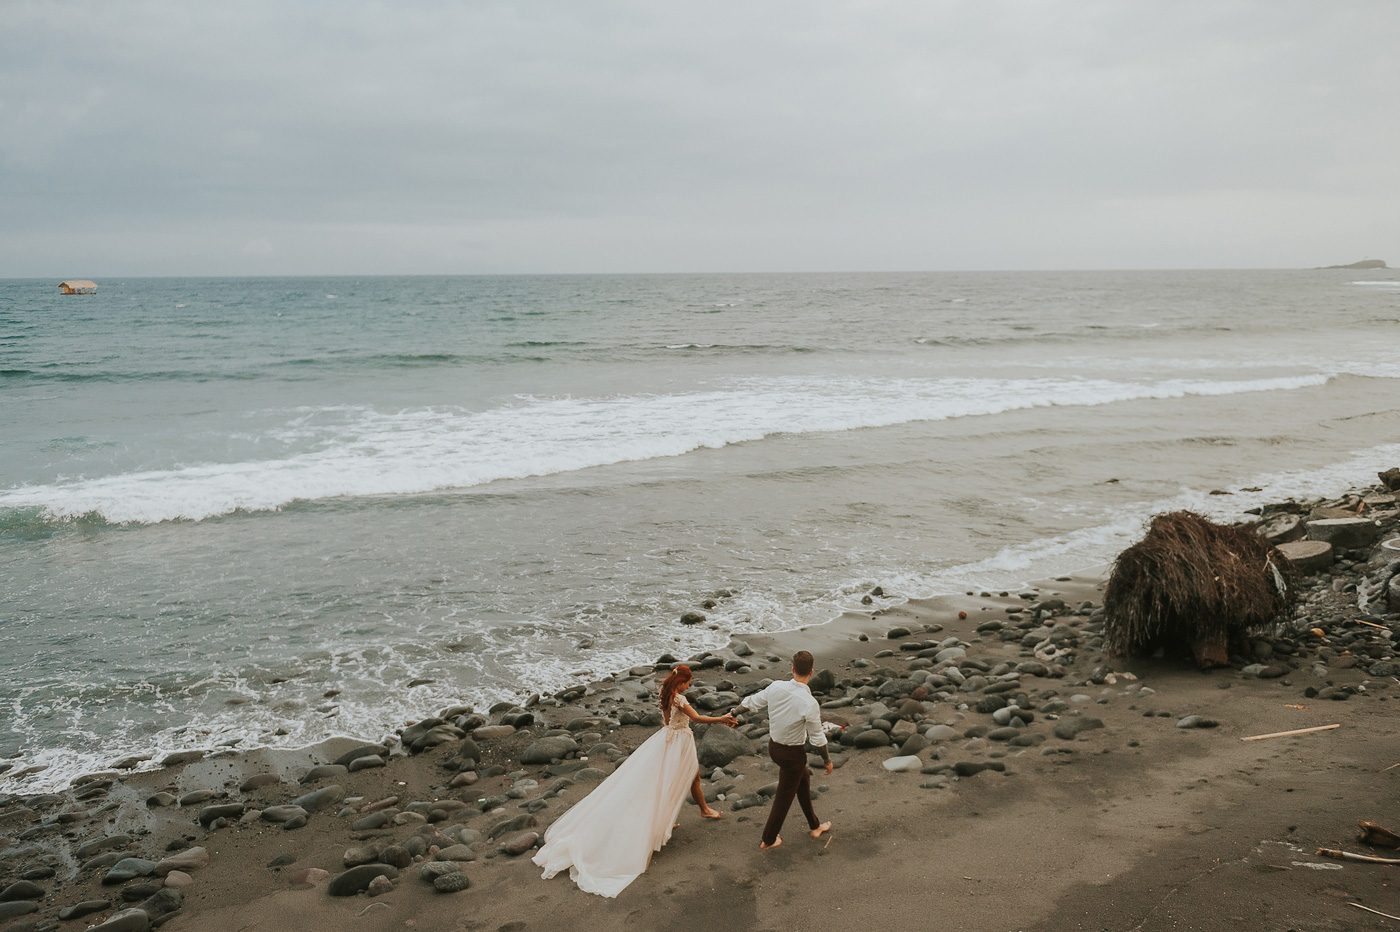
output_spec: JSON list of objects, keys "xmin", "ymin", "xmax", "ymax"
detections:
[{"xmin": 533, "ymin": 663, "xmax": 738, "ymax": 897}]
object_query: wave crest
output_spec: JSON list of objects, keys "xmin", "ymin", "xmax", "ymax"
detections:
[{"xmin": 0, "ymin": 373, "xmax": 1331, "ymax": 525}]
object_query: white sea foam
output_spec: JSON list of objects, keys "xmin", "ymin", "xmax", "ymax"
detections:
[
  {"xmin": 0, "ymin": 373, "xmax": 1333, "ymax": 525},
  {"xmin": 1012, "ymin": 352, "xmax": 1400, "ymax": 378}
]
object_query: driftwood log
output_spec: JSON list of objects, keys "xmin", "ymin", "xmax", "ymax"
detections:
[
  {"xmin": 1317, "ymin": 847, "xmax": 1400, "ymax": 865},
  {"xmin": 1103, "ymin": 511, "xmax": 1297, "ymax": 667},
  {"xmin": 1240, "ymin": 724, "xmax": 1339, "ymax": 742},
  {"xmin": 1358, "ymin": 820, "xmax": 1400, "ymax": 848}
]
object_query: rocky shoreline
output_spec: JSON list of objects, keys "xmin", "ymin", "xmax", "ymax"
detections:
[{"xmin": 3, "ymin": 479, "xmax": 1400, "ymax": 931}]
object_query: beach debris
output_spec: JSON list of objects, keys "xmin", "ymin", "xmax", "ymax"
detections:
[
  {"xmin": 1306, "ymin": 517, "xmax": 1381, "ymax": 551},
  {"xmin": 1240, "ymin": 724, "xmax": 1339, "ymax": 741},
  {"xmin": 1317, "ymin": 847, "xmax": 1400, "ymax": 865},
  {"xmin": 1255, "ymin": 512, "xmax": 1305, "ymax": 544},
  {"xmin": 1276, "ymin": 540, "xmax": 1334, "ymax": 574},
  {"xmin": 1358, "ymin": 821, "xmax": 1400, "ymax": 848},
  {"xmin": 1103, "ymin": 511, "xmax": 1298, "ymax": 667}
]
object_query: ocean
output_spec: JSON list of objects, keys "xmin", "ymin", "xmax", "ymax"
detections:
[{"xmin": 2, "ymin": 269, "xmax": 1399, "ymax": 790}]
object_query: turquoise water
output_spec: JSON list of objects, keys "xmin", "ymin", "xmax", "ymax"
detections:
[{"xmin": 3, "ymin": 270, "xmax": 1399, "ymax": 788}]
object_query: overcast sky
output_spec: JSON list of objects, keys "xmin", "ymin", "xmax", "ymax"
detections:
[{"xmin": 1, "ymin": 1, "xmax": 1396, "ymax": 276}]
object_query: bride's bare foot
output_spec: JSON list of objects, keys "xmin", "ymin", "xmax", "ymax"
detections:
[
  {"xmin": 759, "ymin": 836, "xmax": 782, "ymax": 850},
  {"xmin": 701, "ymin": 808, "xmax": 723, "ymax": 819},
  {"xmin": 810, "ymin": 822, "xmax": 831, "ymax": 839}
]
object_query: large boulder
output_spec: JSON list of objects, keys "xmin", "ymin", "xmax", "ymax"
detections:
[
  {"xmin": 0, "ymin": 902, "xmax": 39, "ymax": 921},
  {"xmin": 0, "ymin": 880, "xmax": 45, "ymax": 901},
  {"xmin": 102, "ymin": 858, "xmax": 158, "ymax": 884},
  {"xmin": 1255, "ymin": 513, "xmax": 1304, "ymax": 544},
  {"xmin": 134, "ymin": 888, "xmax": 182, "ymax": 925},
  {"xmin": 1053, "ymin": 716, "xmax": 1104, "ymax": 740},
  {"xmin": 410, "ymin": 725, "xmax": 464, "ymax": 753},
  {"xmin": 497, "ymin": 831, "xmax": 540, "ymax": 856},
  {"xmin": 1306, "ymin": 517, "xmax": 1379, "ymax": 550},
  {"xmin": 853, "ymin": 729, "xmax": 892, "ymax": 748},
  {"xmin": 290, "ymin": 784, "xmax": 344, "ymax": 813},
  {"xmin": 520, "ymin": 736, "xmax": 579, "ymax": 765},
  {"xmin": 331, "ymin": 744, "xmax": 388, "ymax": 767},
  {"xmin": 154, "ymin": 847, "xmax": 208, "ymax": 876},
  {"xmin": 195, "ymin": 804, "xmax": 244, "ymax": 826},
  {"xmin": 694, "ymin": 691, "xmax": 739, "ymax": 711},
  {"xmin": 89, "ymin": 909, "xmax": 150, "ymax": 932},
  {"xmin": 1277, "ymin": 540, "xmax": 1333, "ymax": 574},
  {"xmin": 696, "ymin": 726, "xmax": 753, "ymax": 769},
  {"xmin": 399, "ymin": 719, "xmax": 443, "ymax": 747},
  {"xmin": 328, "ymin": 864, "xmax": 399, "ymax": 897}
]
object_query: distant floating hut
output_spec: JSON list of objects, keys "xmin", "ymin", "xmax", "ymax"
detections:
[{"xmin": 59, "ymin": 280, "xmax": 97, "ymax": 295}]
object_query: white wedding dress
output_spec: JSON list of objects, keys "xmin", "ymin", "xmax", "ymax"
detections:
[{"xmin": 533, "ymin": 695, "xmax": 700, "ymax": 897}]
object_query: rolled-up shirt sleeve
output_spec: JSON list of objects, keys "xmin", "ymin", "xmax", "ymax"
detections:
[{"xmin": 803, "ymin": 698, "xmax": 827, "ymax": 748}]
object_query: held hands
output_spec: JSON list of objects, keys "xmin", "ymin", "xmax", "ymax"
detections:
[{"xmin": 717, "ymin": 713, "xmax": 739, "ymax": 728}]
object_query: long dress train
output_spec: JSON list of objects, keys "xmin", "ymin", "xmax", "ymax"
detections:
[{"xmin": 533, "ymin": 695, "xmax": 700, "ymax": 897}]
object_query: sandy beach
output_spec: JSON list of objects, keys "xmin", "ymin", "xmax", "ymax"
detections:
[
  {"xmin": 4, "ymin": 485, "xmax": 1400, "ymax": 932},
  {"xmin": 6, "ymin": 5, "xmax": 1400, "ymax": 929}
]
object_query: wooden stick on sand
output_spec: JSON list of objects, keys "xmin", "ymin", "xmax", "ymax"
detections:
[
  {"xmin": 1241, "ymin": 724, "xmax": 1340, "ymax": 742},
  {"xmin": 1317, "ymin": 848, "xmax": 1400, "ymax": 865},
  {"xmin": 1350, "ymin": 903, "xmax": 1400, "ymax": 921}
]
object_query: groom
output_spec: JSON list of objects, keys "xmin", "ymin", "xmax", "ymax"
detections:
[{"xmin": 737, "ymin": 650, "xmax": 832, "ymax": 850}]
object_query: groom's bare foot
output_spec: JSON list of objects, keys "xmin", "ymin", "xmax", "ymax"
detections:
[
  {"xmin": 810, "ymin": 822, "xmax": 831, "ymax": 839},
  {"xmin": 701, "ymin": 808, "xmax": 723, "ymax": 820},
  {"xmin": 759, "ymin": 836, "xmax": 782, "ymax": 850}
]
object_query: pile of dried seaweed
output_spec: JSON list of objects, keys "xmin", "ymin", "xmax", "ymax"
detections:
[{"xmin": 1103, "ymin": 511, "xmax": 1298, "ymax": 666}]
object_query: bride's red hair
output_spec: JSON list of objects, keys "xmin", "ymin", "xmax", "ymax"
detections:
[{"xmin": 659, "ymin": 665, "xmax": 692, "ymax": 723}]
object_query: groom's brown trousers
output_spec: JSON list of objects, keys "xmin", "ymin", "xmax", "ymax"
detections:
[{"xmin": 762, "ymin": 740, "xmax": 820, "ymax": 846}]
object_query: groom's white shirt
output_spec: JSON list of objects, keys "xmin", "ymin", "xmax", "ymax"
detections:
[{"xmin": 738, "ymin": 679, "xmax": 827, "ymax": 748}]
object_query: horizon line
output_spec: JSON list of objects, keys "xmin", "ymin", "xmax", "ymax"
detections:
[{"xmin": 2, "ymin": 264, "xmax": 1391, "ymax": 281}]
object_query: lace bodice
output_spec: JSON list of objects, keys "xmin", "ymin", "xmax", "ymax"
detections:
[{"xmin": 664, "ymin": 695, "xmax": 691, "ymax": 730}]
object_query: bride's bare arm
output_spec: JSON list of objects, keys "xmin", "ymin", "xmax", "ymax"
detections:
[{"xmin": 677, "ymin": 702, "xmax": 737, "ymax": 727}]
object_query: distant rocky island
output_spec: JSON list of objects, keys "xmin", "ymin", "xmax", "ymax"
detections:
[{"xmin": 1318, "ymin": 258, "xmax": 1388, "ymax": 269}]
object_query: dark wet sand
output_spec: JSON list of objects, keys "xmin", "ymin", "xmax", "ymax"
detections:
[{"xmin": 6, "ymin": 564, "xmax": 1400, "ymax": 932}]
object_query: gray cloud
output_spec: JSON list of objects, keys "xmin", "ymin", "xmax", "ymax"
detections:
[{"xmin": 2, "ymin": 0, "xmax": 1396, "ymax": 274}]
